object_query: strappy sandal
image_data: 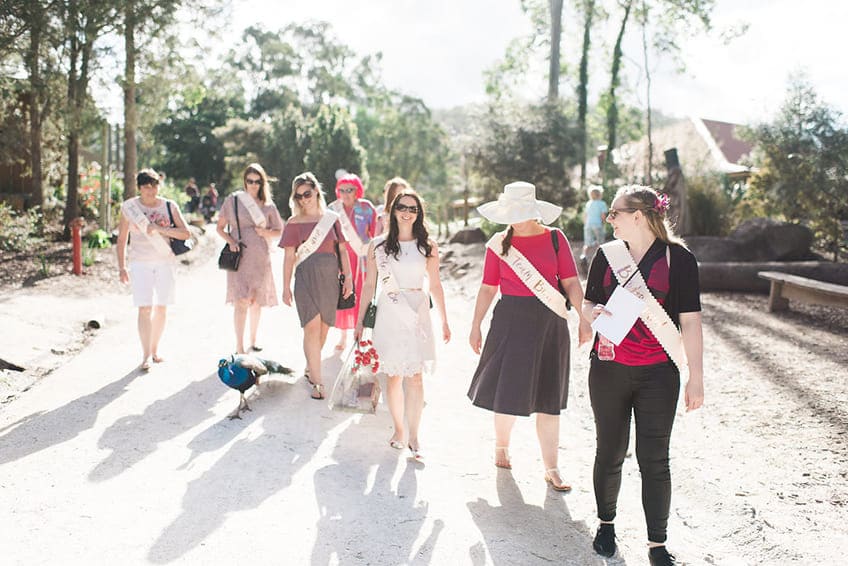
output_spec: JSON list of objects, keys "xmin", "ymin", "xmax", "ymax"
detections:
[
  {"xmin": 304, "ymin": 369, "xmax": 314, "ymax": 386},
  {"xmin": 389, "ymin": 439, "xmax": 405, "ymax": 450},
  {"xmin": 310, "ymin": 383, "xmax": 324, "ymax": 400},
  {"xmin": 408, "ymin": 443, "xmax": 423, "ymax": 461},
  {"xmin": 495, "ymin": 446, "xmax": 512, "ymax": 469},
  {"xmin": 544, "ymin": 468, "xmax": 572, "ymax": 492}
]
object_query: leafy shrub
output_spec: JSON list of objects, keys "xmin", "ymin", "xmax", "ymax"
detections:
[
  {"xmin": 686, "ymin": 175, "xmax": 733, "ymax": 236},
  {"xmin": 87, "ymin": 229, "xmax": 111, "ymax": 249},
  {"xmin": 0, "ymin": 203, "xmax": 41, "ymax": 252}
]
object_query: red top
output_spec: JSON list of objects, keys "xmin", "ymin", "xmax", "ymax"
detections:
[
  {"xmin": 482, "ymin": 229, "xmax": 578, "ymax": 296},
  {"xmin": 278, "ymin": 219, "xmax": 346, "ymax": 254}
]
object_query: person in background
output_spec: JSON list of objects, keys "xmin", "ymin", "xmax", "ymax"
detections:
[
  {"xmin": 206, "ymin": 183, "xmax": 219, "ymax": 208},
  {"xmin": 467, "ymin": 181, "xmax": 592, "ymax": 490},
  {"xmin": 328, "ymin": 173, "xmax": 377, "ymax": 351},
  {"xmin": 216, "ymin": 163, "xmax": 284, "ymax": 355},
  {"xmin": 280, "ymin": 172, "xmax": 353, "ymax": 400},
  {"xmin": 375, "ymin": 177, "xmax": 410, "ymax": 236},
  {"xmin": 583, "ymin": 184, "xmax": 704, "ymax": 566},
  {"xmin": 580, "ymin": 185, "xmax": 608, "ymax": 272},
  {"xmin": 116, "ymin": 168, "xmax": 191, "ymax": 371},
  {"xmin": 355, "ymin": 189, "xmax": 450, "ymax": 460},
  {"xmin": 184, "ymin": 177, "xmax": 200, "ymax": 213}
]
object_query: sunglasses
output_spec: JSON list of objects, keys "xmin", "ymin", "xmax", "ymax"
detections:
[
  {"xmin": 293, "ymin": 189, "xmax": 314, "ymax": 201},
  {"xmin": 607, "ymin": 207, "xmax": 638, "ymax": 220},
  {"xmin": 245, "ymin": 178, "xmax": 262, "ymax": 186},
  {"xmin": 339, "ymin": 187, "xmax": 356, "ymax": 194},
  {"xmin": 395, "ymin": 203, "xmax": 419, "ymax": 214}
]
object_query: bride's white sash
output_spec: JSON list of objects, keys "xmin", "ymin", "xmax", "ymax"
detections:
[
  {"xmin": 295, "ymin": 210, "xmax": 339, "ymax": 268},
  {"xmin": 373, "ymin": 238, "xmax": 428, "ymax": 336},
  {"xmin": 234, "ymin": 190, "xmax": 266, "ymax": 228},
  {"xmin": 330, "ymin": 200, "xmax": 367, "ymax": 256},
  {"xmin": 486, "ymin": 231, "xmax": 572, "ymax": 321},
  {"xmin": 122, "ymin": 198, "xmax": 172, "ymax": 256},
  {"xmin": 601, "ymin": 239, "xmax": 687, "ymax": 371}
]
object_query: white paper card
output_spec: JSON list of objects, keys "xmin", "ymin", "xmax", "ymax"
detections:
[{"xmin": 591, "ymin": 285, "xmax": 646, "ymax": 345}]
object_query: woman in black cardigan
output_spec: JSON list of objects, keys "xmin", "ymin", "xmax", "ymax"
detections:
[{"xmin": 582, "ymin": 185, "xmax": 704, "ymax": 566}]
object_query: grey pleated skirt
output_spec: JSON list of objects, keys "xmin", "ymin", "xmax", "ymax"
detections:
[
  {"xmin": 467, "ymin": 295, "xmax": 571, "ymax": 416},
  {"xmin": 294, "ymin": 253, "xmax": 339, "ymax": 328}
]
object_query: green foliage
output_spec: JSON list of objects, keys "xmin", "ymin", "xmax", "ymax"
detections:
[
  {"xmin": 743, "ymin": 75, "xmax": 848, "ymax": 260},
  {"xmin": 556, "ymin": 208, "xmax": 585, "ymax": 242},
  {"xmin": 0, "ymin": 202, "xmax": 41, "ymax": 252},
  {"xmin": 467, "ymin": 100, "xmax": 580, "ymax": 209},
  {"xmin": 303, "ymin": 104, "xmax": 367, "ymax": 198},
  {"xmin": 87, "ymin": 229, "xmax": 111, "ymax": 249},
  {"xmin": 686, "ymin": 175, "xmax": 733, "ymax": 236}
]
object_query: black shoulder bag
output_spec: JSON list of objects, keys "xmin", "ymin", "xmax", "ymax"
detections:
[
  {"xmin": 165, "ymin": 201, "xmax": 193, "ymax": 255},
  {"xmin": 218, "ymin": 196, "xmax": 243, "ymax": 271},
  {"xmin": 551, "ymin": 229, "xmax": 572, "ymax": 310},
  {"xmin": 334, "ymin": 223, "xmax": 356, "ymax": 310}
]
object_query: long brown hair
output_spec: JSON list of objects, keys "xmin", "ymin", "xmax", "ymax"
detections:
[
  {"xmin": 613, "ymin": 184, "xmax": 685, "ymax": 247},
  {"xmin": 380, "ymin": 189, "xmax": 432, "ymax": 259},
  {"xmin": 243, "ymin": 163, "xmax": 272, "ymax": 204},
  {"xmin": 383, "ymin": 177, "xmax": 410, "ymax": 211}
]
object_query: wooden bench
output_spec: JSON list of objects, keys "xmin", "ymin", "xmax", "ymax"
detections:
[{"xmin": 758, "ymin": 271, "xmax": 848, "ymax": 312}]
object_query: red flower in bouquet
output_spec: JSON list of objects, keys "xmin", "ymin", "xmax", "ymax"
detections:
[{"xmin": 352, "ymin": 340, "xmax": 380, "ymax": 374}]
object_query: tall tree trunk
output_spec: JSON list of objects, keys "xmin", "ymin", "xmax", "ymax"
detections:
[
  {"xmin": 641, "ymin": 0, "xmax": 653, "ymax": 185},
  {"xmin": 123, "ymin": 0, "xmax": 137, "ymax": 198},
  {"xmin": 548, "ymin": 0, "xmax": 564, "ymax": 102},
  {"xmin": 604, "ymin": 0, "xmax": 633, "ymax": 183},
  {"xmin": 577, "ymin": 0, "xmax": 595, "ymax": 190},
  {"xmin": 63, "ymin": 0, "xmax": 80, "ymax": 239},
  {"xmin": 27, "ymin": 7, "xmax": 44, "ymax": 210}
]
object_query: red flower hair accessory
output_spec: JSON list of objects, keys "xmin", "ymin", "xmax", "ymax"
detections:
[{"xmin": 654, "ymin": 194, "xmax": 670, "ymax": 215}]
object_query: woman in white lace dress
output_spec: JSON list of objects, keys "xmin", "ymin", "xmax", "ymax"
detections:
[{"xmin": 355, "ymin": 189, "xmax": 450, "ymax": 459}]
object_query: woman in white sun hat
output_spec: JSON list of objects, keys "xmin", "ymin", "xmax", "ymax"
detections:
[{"xmin": 467, "ymin": 181, "xmax": 592, "ymax": 490}]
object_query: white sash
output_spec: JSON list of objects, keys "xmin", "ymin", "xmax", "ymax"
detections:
[
  {"xmin": 121, "ymin": 198, "xmax": 172, "ymax": 256},
  {"xmin": 294, "ymin": 210, "xmax": 339, "ymax": 268},
  {"xmin": 373, "ymin": 238, "xmax": 428, "ymax": 340},
  {"xmin": 234, "ymin": 191, "xmax": 266, "ymax": 228},
  {"xmin": 330, "ymin": 200, "xmax": 367, "ymax": 256},
  {"xmin": 601, "ymin": 239, "xmax": 687, "ymax": 371},
  {"xmin": 486, "ymin": 231, "xmax": 572, "ymax": 321}
]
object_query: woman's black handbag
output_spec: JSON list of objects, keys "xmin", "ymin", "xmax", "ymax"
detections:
[
  {"xmin": 218, "ymin": 196, "xmax": 243, "ymax": 271},
  {"xmin": 165, "ymin": 201, "xmax": 193, "ymax": 255},
  {"xmin": 334, "ymin": 224, "xmax": 356, "ymax": 310},
  {"xmin": 363, "ymin": 302, "xmax": 377, "ymax": 328}
]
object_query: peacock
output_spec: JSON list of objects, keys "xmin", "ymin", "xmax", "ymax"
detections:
[{"xmin": 217, "ymin": 354, "xmax": 293, "ymax": 419}]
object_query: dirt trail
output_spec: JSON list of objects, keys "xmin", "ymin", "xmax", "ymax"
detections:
[{"xmin": 0, "ymin": 237, "xmax": 846, "ymax": 565}]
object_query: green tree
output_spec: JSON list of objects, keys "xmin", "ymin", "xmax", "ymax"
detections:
[
  {"xmin": 303, "ymin": 104, "xmax": 367, "ymax": 198},
  {"xmin": 744, "ymin": 76, "xmax": 848, "ymax": 260}
]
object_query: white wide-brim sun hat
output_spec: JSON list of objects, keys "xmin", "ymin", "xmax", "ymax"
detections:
[{"xmin": 476, "ymin": 181, "xmax": 562, "ymax": 225}]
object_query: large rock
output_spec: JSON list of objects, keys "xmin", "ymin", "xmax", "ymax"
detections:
[
  {"xmin": 449, "ymin": 227, "xmax": 487, "ymax": 245},
  {"xmin": 729, "ymin": 218, "xmax": 815, "ymax": 261}
]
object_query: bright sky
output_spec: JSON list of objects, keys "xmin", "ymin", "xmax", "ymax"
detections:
[{"xmin": 223, "ymin": 0, "xmax": 848, "ymax": 126}]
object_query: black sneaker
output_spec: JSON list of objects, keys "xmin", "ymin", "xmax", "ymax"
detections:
[
  {"xmin": 592, "ymin": 523, "xmax": 616, "ymax": 557},
  {"xmin": 648, "ymin": 546, "xmax": 677, "ymax": 566}
]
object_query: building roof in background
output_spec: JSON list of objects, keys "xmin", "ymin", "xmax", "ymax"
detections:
[{"xmin": 699, "ymin": 118, "xmax": 753, "ymax": 167}]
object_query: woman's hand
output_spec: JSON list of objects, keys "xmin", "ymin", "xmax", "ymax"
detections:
[
  {"xmin": 442, "ymin": 321, "xmax": 451, "ymax": 343},
  {"xmin": 146, "ymin": 223, "xmax": 161, "ymax": 235},
  {"xmin": 354, "ymin": 321, "xmax": 364, "ymax": 343},
  {"xmin": 685, "ymin": 377, "xmax": 704, "ymax": 412},
  {"xmin": 469, "ymin": 325, "xmax": 482, "ymax": 354},
  {"xmin": 342, "ymin": 275, "xmax": 353, "ymax": 298},
  {"xmin": 119, "ymin": 267, "xmax": 129, "ymax": 284},
  {"xmin": 228, "ymin": 240, "xmax": 240, "ymax": 252},
  {"xmin": 282, "ymin": 287, "xmax": 293, "ymax": 307},
  {"xmin": 591, "ymin": 303, "xmax": 612, "ymax": 321},
  {"xmin": 578, "ymin": 319, "xmax": 593, "ymax": 346}
]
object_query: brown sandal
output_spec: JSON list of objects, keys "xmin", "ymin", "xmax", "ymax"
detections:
[{"xmin": 311, "ymin": 383, "xmax": 324, "ymax": 400}]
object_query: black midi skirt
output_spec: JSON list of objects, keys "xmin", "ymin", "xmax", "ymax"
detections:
[{"xmin": 467, "ymin": 295, "xmax": 571, "ymax": 416}]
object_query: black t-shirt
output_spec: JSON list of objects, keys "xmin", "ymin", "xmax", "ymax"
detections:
[{"xmin": 585, "ymin": 239, "xmax": 701, "ymax": 330}]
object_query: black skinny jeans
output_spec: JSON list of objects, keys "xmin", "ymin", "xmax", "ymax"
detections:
[{"xmin": 588, "ymin": 356, "xmax": 680, "ymax": 543}]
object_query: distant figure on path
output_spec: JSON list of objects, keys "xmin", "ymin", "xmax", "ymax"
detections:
[
  {"xmin": 583, "ymin": 184, "xmax": 704, "ymax": 566},
  {"xmin": 581, "ymin": 185, "xmax": 608, "ymax": 271},
  {"xmin": 184, "ymin": 177, "xmax": 200, "ymax": 213},
  {"xmin": 467, "ymin": 181, "xmax": 592, "ymax": 490},
  {"xmin": 328, "ymin": 173, "xmax": 377, "ymax": 352},
  {"xmin": 216, "ymin": 163, "xmax": 284, "ymax": 354},
  {"xmin": 279, "ymin": 172, "xmax": 353, "ymax": 400},
  {"xmin": 375, "ymin": 177, "xmax": 410, "ymax": 236},
  {"xmin": 116, "ymin": 168, "xmax": 191, "ymax": 371},
  {"xmin": 355, "ymin": 188, "xmax": 451, "ymax": 460}
]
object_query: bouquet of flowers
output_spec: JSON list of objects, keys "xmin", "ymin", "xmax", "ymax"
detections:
[{"xmin": 328, "ymin": 340, "xmax": 382, "ymax": 413}]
